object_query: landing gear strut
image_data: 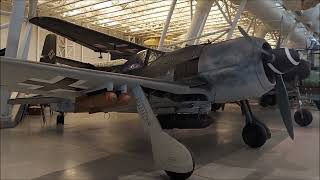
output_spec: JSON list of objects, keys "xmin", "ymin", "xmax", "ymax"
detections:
[
  {"xmin": 240, "ymin": 100, "xmax": 271, "ymax": 148},
  {"xmin": 132, "ymin": 86, "xmax": 194, "ymax": 179},
  {"xmin": 56, "ymin": 112, "xmax": 64, "ymax": 125},
  {"xmin": 294, "ymin": 86, "xmax": 313, "ymax": 127}
]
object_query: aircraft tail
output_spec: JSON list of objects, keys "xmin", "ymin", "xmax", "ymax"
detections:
[
  {"xmin": 39, "ymin": 34, "xmax": 95, "ymax": 70},
  {"xmin": 40, "ymin": 34, "xmax": 56, "ymax": 64}
]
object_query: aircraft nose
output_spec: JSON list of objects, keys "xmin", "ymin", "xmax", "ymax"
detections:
[
  {"xmin": 270, "ymin": 48, "xmax": 300, "ymax": 74},
  {"xmin": 262, "ymin": 47, "xmax": 301, "ymax": 83}
]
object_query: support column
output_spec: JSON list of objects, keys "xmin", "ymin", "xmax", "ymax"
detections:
[
  {"xmin": 158, "ymin": 0, "xmax": 177, "ymax": 50},
  {"xmin": 183, "ymin": 0, "xmax": 214, "ymax": 46},
  {"xmin": 226, "ymin": 0, "xmax": 247, "ymax": 40},
  {"xmin": 18, "ymin": 0, "xmax": 38, "ymax": 59},
  {"xmin": 194, "ymin": 8, "xmax": 210, "ymax": 45},
  {"xmin": 1, "ymin": 0, "xmax": 26, "ymax": 126},
  {"xmin": 4, "ymin": 0, "xmax": 25, "ymax": 58}
]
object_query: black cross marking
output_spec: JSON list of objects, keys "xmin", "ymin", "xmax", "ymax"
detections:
[{"xmin": 22, "ymin": 77, "xmax": 86, "ymax": 92}]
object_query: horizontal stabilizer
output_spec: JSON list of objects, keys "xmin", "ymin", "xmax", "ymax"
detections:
[{"xmin": 55, "ymin": 56, "xmax": 96, "ymax": 69}]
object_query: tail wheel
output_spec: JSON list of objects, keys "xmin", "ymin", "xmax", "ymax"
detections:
[{"xmin": 294, "ymin": 109, "xmax": 312, "ymax": 127}]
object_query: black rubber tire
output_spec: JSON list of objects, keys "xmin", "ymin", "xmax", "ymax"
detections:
[
  {"xmin": 242, "ymin": 123, "xmax": 268, "ymax": 148},
  {"xmin": 57, "ymin": 114, "xmax": 64, "ymax": 125},
  {"xmin": 294, "ymin": 109, "xmax": 313, "ymax": 127},
  {"xmin": 255, "ymin": 119, "xmax": 271, "ymax": 139},
  {"xmin": 165, "ymin": 147, "xmax": 195, "ymax": 180},
  {"xmin": 165, "ymin": 170, "xmax": 193, "ymax": 180}
]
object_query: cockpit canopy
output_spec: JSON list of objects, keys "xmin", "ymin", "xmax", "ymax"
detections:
[{"xmin": 121, "ymin": 49, "xmax": 160, "ymax": 72}]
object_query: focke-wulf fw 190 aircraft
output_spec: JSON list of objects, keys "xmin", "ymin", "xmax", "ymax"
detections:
[{"xmin": 0, "ymin": 17, "xmax": 302, "ymax": 179}]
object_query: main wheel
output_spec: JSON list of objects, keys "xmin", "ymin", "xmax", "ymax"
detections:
[
  {"xmin": 255, "ymin": 120, "xmax": 271, "ymax": 139},
  {"xmin": 165, "ymin": 148, "xmax": 195, "ymax": 180},
  {"xmin": 242, "ymin": 123, "xmax": 268, "ymax": 148},
  {"xmin": 57, "ymin": 114, "xmax": 64, "ymax": 125},
  {"xmin": 294, "ymin": 109, "xmax": 313, "ymax": 127}
]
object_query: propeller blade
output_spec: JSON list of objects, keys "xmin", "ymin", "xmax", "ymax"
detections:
[
  {"xmin": 275, "ymin": 75, "xmax": 294, "ymax": 139},
  {"xmin": 276, "ymin": 16, "xmax": 283, "ymax": 49},
  {"xmin": 238, "ymin": 26, "xmax": 274, "ymax": 59},
  {"xmin": 238, "ymin": 25, "xmax": 252, "ymax": 42}
]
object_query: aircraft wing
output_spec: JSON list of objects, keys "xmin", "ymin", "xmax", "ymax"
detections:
[
  {"xmin": 8, "ymin": 96, "xmax": 66, "ymax": 105},
  {"xmin": 0, "ymin": 57, "xmax": 209, "ymax": 101},
  {"xmin": 29, "ymin": 17, "xmax": 162, "ymax": 59}
]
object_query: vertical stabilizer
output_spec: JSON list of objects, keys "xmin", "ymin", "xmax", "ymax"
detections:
[{"xmin": 40, "ymin": 34, "xmax": 56, "ymax": 64}]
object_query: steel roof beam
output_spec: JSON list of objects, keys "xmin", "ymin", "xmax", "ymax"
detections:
[
  {"xmin": 226, "ymin": 0, "xmax": 247, "ymax": 39},
  {"xmin": 222, "ymin": 0, "xmax": 232, "ymax": 21},
  {"xmin": 165, "ymin": 28, "xmax": 229, "ymax": 46},
  {"xmin": 0, "ymin": 10, "xmax": 11, "ymax": 16},
  {"xmin": 183, "ymin": 0, "xmax": 214, "ymax": 46},
  {"xmin": 65, "ymin": 0, "xmax": 137, "ymax": 18},
  {"xmin": 37, "ymin": 0, "xmax": 55, "ymax": 7},
  {"xmin": 59, "ymin": 0, "xmax": 112, "ymax": 14},
  {"xmin": 158, "ymin": 0, "xmax": 177, "ymax": 50},
  {"xmin": 103, "ymin": 17, "xmax": 229, "ymax": 36},
  {"xmin": 53, "ymin": 0, "xmax": 84, "ymax": 10},
  {"xmin": 94, "ymin": 7, "xmax": 223, "ymax": 29},
  {"xmin": 93, "ymin": 1, "xmax": 190, "ymax": 25},
  {"xmin": 97, "ymin": 8, "xmax": 221, "ymax": 28},
  {"xmin": 79, "ymin": 0, "xmax": 165, "ymax": 22},
  {"xmin": 214, "ymin": 0, "xmax": 232, "ymax": 25},
  {"xmin": 133, "ymin": 24, "xmax": 230, "ymax": 37}
]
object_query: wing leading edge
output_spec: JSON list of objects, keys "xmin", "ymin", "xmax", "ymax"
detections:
[{"xmin": 0, "ymin": 57, "xmax": 210, "ymax": 100}]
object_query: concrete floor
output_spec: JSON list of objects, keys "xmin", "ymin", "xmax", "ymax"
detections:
[{"xmin": 1, "ymin": 104, "xmax": 319, "ymax": 180}]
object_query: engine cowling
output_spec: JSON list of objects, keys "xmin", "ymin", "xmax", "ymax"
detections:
[{"xmin": 198, "ymin": 37, "xmax": 275, "ymax": 103}]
